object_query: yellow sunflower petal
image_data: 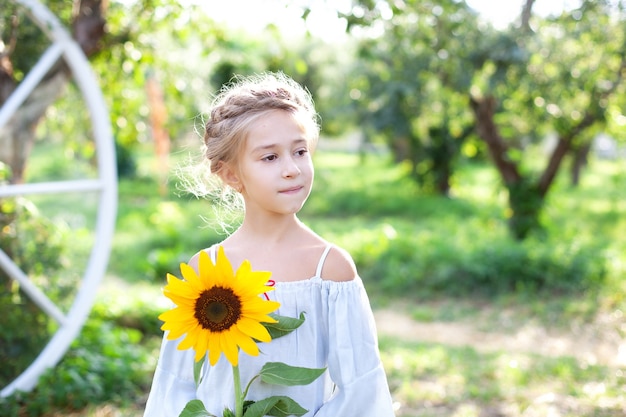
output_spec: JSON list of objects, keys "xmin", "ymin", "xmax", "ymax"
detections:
[
  {"xmin": 180, "ymin": 262, "xmax": 201, "ymax": 288},
  {"xmin": 157, "ymin": 247, "xmax": 282, "ymax": 368},
  {"xmin": 236, "ymin": 282, "xmax": 274, "ymax": 299},
  {"xmin": 242, "ymin": 298, "xmax": 281, "ymax": 317},
  {"xmin": 235, "ymin": 263, "xmax": 272, "ymax": 292},
  {"xmin": 194, "ymin": 332, "xmax": 209, "ymax": 362},
  {"xmin": 162, "ymin": 324, "xmax": 187, "ymax": 340},
  {"xmin": 163, "ymin": 324, "xmax": 192, "ymax": 341},
  {"xmin": 177, "ymin": 326, "xmax": 201, "ymax": 351},
  {"xmin": 196, "ymin": 329, "xmax": 209, "ymax": 354},
  {"xmin": 215, "ymin": 246, "xmax": 235, "ymax": 283},
  {"xmin": 162, "ymin": 291, "xmax": 198, "ymax": 308},
  {"xmin": 159, "ymin": 303, "xmax": 196, "ymax": 319},
  {"xmin": 207, "ymin": 332, "xmax": 222, "ymax": 366},
  {"xmin": 237, "ymin": 317, "xmax": 272, "ymax": 342},
  {"xmin": 158, "ymin": 307, "xmax": 187, "ymax": 323},
  {"xmin": 162, "ymin": 292, "xmax": 195, "ymax": 308},
  {"xmin": 164, "ymin": 273, "xmax": 197, "ymax": 299},
  {"xmin": 246, "ymin": 270, "xmax": 273, "ymax": 288},
  {"xmin": 220, "ymin": 331, "xmax": 240, "ymax": 366},
  {"xmin": 197, "ymin": 250, "xmax": 220, "ymax": 286},
  {"xmin": 160, "ymin": 312, "xmax": 198, "ymax": 331},
  {"xmin": 233, "ymin": 327, "xmax": 260, "ymax": 357},
  {"xmin": 193, "ymin": 348, "xmax": 204, "ymax": 362}
]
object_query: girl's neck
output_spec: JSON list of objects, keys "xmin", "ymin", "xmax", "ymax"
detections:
[{"xmin": 231, "ymin": 213, "xmax": 308, "ymax": 247}]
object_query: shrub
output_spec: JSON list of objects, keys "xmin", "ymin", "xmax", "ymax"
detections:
[
  {"xmin": 0, "ymin": 196, "xmax": 69, "ymax": 388},
  {"xmin": 356, "ymin": 233, "xmax": 607, "ymax": 298},
  {"xmin": 0, "ymin": 319, "xmax": 156, "ymax": 416}
]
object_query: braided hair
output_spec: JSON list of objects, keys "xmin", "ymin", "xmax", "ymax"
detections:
[{"xmin": 203, "ymin": 72, "xmax": 320, "ymax": 176}]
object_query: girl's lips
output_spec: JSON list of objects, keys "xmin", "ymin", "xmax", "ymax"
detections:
[{"xmin": 279, "ymin": 186, "xmax": 303, "ymax": 194}]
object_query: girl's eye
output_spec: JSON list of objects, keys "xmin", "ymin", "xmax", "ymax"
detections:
[
  {"xmin": 262, "ymin": 154, "xmax": 277, "ymax": 161},
  {"xmin": 295, "ymin": 149, "xmax": 308, "ymax": 156}
]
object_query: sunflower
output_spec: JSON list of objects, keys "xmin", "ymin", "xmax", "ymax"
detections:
[{"xmin": 159, "ymin": 246, "xmax": 280, "ymax": 366}]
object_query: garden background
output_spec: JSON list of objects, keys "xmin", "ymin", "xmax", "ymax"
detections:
[{"xmin": 1, "ymin": 1, "xmax": 625, "ymax": 416}]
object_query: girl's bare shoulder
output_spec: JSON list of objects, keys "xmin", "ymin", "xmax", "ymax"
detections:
[{"xmin": 320, "ymin": 244, "xmax": 358, "ymax": 282}]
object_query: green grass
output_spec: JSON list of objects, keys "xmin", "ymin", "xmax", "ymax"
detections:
[
  {"xmin": 2, "ymin": 144, "xmax": 625, "ymax": 416},
  {"xmin": 380, "ymin": 336, "xmax": 625, "ymax": 417}
]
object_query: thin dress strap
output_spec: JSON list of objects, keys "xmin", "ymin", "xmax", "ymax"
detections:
[
  {"xmin": 209, "ymin": 245, "xmax": 216, "ymax": 263},
  {"xmin": 315, "ymin": 244, "xmax": 333, "ymax": 279}
]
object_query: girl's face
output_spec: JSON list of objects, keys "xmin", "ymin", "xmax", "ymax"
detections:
[{"xmin": 232, "ymin": 110, "xmax": 314, "ymax": 216}]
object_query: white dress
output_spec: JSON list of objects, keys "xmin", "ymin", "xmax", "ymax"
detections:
[{"xmin": 143, "ymin": 245, "xmax": 395, "ymax": 417}]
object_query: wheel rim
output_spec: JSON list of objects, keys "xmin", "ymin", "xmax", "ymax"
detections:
[{"xmin": 0, "ymin": 0, "xmax": 117, "ymax": 397}]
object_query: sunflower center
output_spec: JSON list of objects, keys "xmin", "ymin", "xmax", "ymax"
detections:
[{"xmin": 195, "ymin": 286, "xmax": 242, "ymax": 332}]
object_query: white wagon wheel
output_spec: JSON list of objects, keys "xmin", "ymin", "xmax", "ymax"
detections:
[{"xmin": 0, "ymin": 0, "xmax": 117, "ymax": 397}]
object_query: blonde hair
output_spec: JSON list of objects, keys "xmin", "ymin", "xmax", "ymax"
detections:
[
  {"xmin": 204, "ymin": 72, "xmax": 319, "ymax": 175},
  {"xmin": 180, "ymin": 72, "xmax": 320, "ymax": 233}
]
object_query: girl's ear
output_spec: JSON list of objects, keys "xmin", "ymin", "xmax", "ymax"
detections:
[{"xmin": 218, "ymin": 162, "xmax": 243, "ymax": 192}]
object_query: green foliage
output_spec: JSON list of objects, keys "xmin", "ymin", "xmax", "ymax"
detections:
[
  {"xmin": 179, "ymin": 399, "xmax": 215, "ymax": 417},
  {"xmin": 115, "ymin": 140, "xmax": 138, "ymax": 178},
  {"xmin": 346, "ymin": 0, "xmax": 626, "ymax": 238},
  {"xmin": 241, "ymin": 396, "xmax": 307, "ymax": 417},
  {"xmin": 264, "ymin": 312, "xmax": 306, "ymax": 339},
  {"xmin": 0, "ymin": 288, "xmax": 51, "ymax": 391},
  {"xmin": 347, "ymin": 0, "xmax": 481, "ymax": 194},
  {"xmin": 0, "ymin": 319, "xmax": 155, "ymax": 417},
  {"xmin": 112, "ymin": 177, "xmax": 223, "ymax": 282},
  {"xmin": 90, "ymin": 289, "xmax": 164, "ymax": 338},
  {"xmin": 0, "ymin": 196, "xmax": 70, "ymax": 388},
  {"xmin": 304, "ymin": 153, "xmax": 616, "ymax": 299},
  {"xmin": 351, "ymin": 227, "xmax": 606, "ymax": 298},
  {"xmin": 0, "ymin": 1, "xmax": 48, "ymax": 80},
  {"xmin": 259, "ymin": 363, "xmax": 326, "ymax": 387}
]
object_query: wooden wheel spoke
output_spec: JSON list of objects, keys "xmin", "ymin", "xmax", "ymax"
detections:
[
  {"xmin": 1, "ymin": 0, "xmax": 117, "ymax": 398},
  {"xmin": 0, "ymin": 249, "xmax": 67, "ymax": 325}
]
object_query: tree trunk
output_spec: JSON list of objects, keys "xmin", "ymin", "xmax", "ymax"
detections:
[
  {"xmin": 538, "ymin": 113, "xmax": 595, "ymax": 197},
  {"xmin": 0, "ymin": 72, "xmax": 68, "ymax": 184},
  {"xmin": 507, "ymin": 179, "xmax": 543, "ymax": 240},
  {"xmin": 470, "ymin": 95, "xmax": 544, "ymax": 240},
  {"xmin": 469, "ymin": 95, "xmax": 522, "ymax": 184},
  {"xmin": 470, "ymin": 93, "xmax": 605, "ymax": 239},
  {"xmin": 571, "ymin": 141, "xmax": 592, "ymax": 187},
  {"xmin": 428, "ymin": 126, "xmax": 454, "ymax": 196}
]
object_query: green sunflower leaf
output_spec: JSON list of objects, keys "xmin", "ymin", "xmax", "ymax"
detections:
[
  {"xmin": 179, "ymin": 399, "xmax": 216, "ymax": 417},
  {"xmin": 259, "ymin": 362, "xmax": 326, "ymax": 386},
  {"xmin": 193, "ymin": 353, "xmax": 206, "ymax": 388},
  {"xmin": 263, "ymin": 312, "xmax": 306, "ymax": 339},
  {"xmin": 242, "ymin": 396, "xmax": 307, "ymax": 417}
]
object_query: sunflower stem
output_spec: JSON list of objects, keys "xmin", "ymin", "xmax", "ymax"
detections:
[{"xmin": 233, "ymin": 365, "xmax": 243, "ymax": 417}]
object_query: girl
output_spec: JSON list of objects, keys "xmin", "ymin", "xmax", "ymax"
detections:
[{"xmin": 144, "ymin": 72, "xmax": 395, "ymax": 416}]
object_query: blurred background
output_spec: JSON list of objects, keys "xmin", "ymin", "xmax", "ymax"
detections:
[{"xmin": 1, "ymin": 0, "xmax": 625, "ymax": 416}]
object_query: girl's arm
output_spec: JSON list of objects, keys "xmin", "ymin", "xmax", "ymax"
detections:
[{"xmin": 314, "ymin": 249, "xmax": 396, "ymax": 416}]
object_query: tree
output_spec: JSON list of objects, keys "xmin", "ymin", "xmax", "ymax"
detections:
[
  {"xmin": 344, "ymin": 0, "xmax": 478, "ymax": 195},
  {"xmin": 468, "ymin": 0, "xmax": 626, "ymax": 239},
  {"xmin": 0, "ymin": 0, "xmax": 228, "ymax": 183},
  {"xmin": 0, "ymin": 0, "xmax": 108, "ymax": 184},
  {"xmin": 344, "ymin": 0, "xmax": 626, "ymax": 238}
]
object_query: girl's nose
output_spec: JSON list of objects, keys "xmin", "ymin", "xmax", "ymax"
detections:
[{"xmin": 282, "ymin": 157, "xmax": 301, "ymax": 178}]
